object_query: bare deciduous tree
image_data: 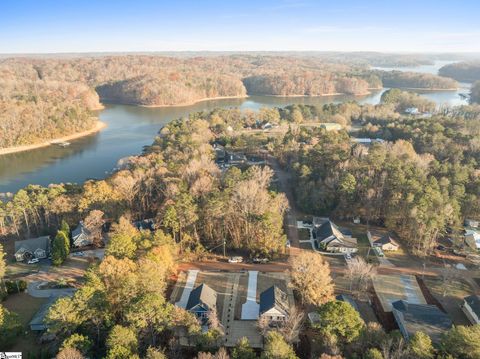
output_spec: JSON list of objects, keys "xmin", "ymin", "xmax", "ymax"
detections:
[
  {"xmin": 345, "ymin": 257, "xmax": 377, "ymax": 299},
  {"xmin": 83, "ymin": 210, "xmax": 105, "ymax": 247}
]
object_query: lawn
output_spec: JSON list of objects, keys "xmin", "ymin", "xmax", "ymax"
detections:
[
  {"xmin": 2, "ymin": 292, "xmax": 49, "ymax": 354},
  {"xmin": 424, "ymin": 277, "xmax": 472, "ymax": 325},
  {"xmin": 298, "ymin": 228, "xmax": 311, "ymax": 241},
  {"xmin": 5, "ymin": 262, "xmax": 40, "ymax": 277}
]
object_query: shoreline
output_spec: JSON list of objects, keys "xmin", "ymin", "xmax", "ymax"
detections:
[
  {"xmin": 104, "ymin": 90, "xmax": 382, "ymax": 108},
  {"xmin": 0, "ymin": 121, "xmax": 107, "ymax": 156}
]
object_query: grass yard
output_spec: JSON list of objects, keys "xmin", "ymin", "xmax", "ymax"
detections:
[
  {"xmin": 2, "ymin": 292, "xmax": 49, "ymax": 353},
  {"xmin": 423, "ymin": 277, "xmax": 472, "ymax": 325},
  {"xmin": 6, "ymin": 262, "xmax": 40, "ymax": 277},
  {"xmin": 298, "ymin": 228, "xmax": 311, "ymax": 241}
]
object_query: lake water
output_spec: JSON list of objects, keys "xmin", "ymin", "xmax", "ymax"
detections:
[{"xmin": 0, "ymin": 62, "xmax": 471, "ymax": 194}]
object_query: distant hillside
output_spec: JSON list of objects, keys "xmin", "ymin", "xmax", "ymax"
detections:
[
  {"xmin": 378, "ymin": 70, "xmax": 458, "ymax": 89},
  {"xmin": 439, "ymin": 62, "xmax": 480, "ymax": 83},
  {"xmin": 0, "ymin": 54, "xmax": 465, "ymax": 148}
]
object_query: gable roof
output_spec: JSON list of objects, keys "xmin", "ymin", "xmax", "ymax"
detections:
[
  {"xmin": 392, "ymin": 300, "xmax": 452, "ymax": 344},
  {"xmin": 186, "ymin": 283, "xmax": 217, "ymax": 311},
  {"xmin": 260, "ymin": 285, "xmax": 289, "ymax": 316},
  {"xmin": 72, "ymin": 222, "xmax": 91, "ymax": 239},
  {"xmin": 464, "ymin": 295, "xmax": 480, "ymax": 317},
  {"xmin": 377, "ymin": 233, "xmax": 398, "ymax": 246},
  {"xmin": 15, "ymin": 236, "xmax": 50, "ymax": 254},
  {"xmin": 315, "ymin": 220, "xmax": 344, "ymax": 242}
]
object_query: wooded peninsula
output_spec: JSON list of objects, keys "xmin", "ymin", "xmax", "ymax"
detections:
[{"xmin": 0, "ymin": 55, "xmax": 461, "ymax": 149}]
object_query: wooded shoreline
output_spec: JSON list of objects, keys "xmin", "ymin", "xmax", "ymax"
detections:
[{"xmin": 0, "ymin": 121, "xmax": 107, "ymax": 156}]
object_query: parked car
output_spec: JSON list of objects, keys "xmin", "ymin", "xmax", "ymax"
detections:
[
  {"xmin": 253, "ymin": 257, "xmax": 269, "ymax": 264},
  {"xmin": 436, "ymin": 245, "xmax": 447, "ymax": 251},
  {"xmin": 228, "ymin": 256, "xmax": 243, "ymax": 263},
  {"xmin": 286, "ymin": 240, "xmax": 291, "ymax": 248},
  {"xmin": 27, "ymin": 258, "xmax": 39, "ymax": 264},
  {"xmin": 73, "ymin": 251, "xmax": 85, "ymax": 257},
  {"xmin": 344, "ymin": 253, "xmax": 352, "ymax": 260}
]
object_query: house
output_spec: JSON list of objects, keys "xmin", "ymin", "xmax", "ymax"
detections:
[
  {"xmin": 367, "ymin": 231, "xmax": 399, "ymax": 251},
  {"xmin": 186, "ymin": 283, "xmax": 217, "ymax": 322},
  {"xmin": 392, "ymin": 300, "xmax": 452, "ymax": 344},
  {"xmin": 72, "ymin": 221, "xmax": 92, "ymax": 247},
  {"xmin": 259, "ymin": 285, "xmax": 289, "ymax": 325},
  {"xmin": 465, "ymin": 219, "xmax": 479, "ymax": 228},
  {"xmin": 372, "ymin": 274, "xmax": 428, "ymax": 330},
  {"xmin": 461, "ymin": 295, "xmax": 480, "ymax": 325},
  {"xmin": 320, "ymin": 123, "xmax": 343, "ymax": 131},
  {"xmin": 464, "ymin": 229, "xmax": 480, "ymax": 251},
  {"xmin": 133, "ymin": 218, "xmax": 156, "ymax": 231},
  {"xmin": 30, "ymin": 295, "xmax": 71, "ymax": 331},
  {"xmin": 226, "ymin": 152, "xmax": 247, "ymax": 165},
  {"xmin": 14, "ymin": 236, "xmax": 50, "ymax": 262},
  {"xmin": 405, "ymin": 107, "xmax": 419, "ymax": 115},
  {"xmin": 314, "ymin": 220, "xmax": 358, "ymax": 253}
]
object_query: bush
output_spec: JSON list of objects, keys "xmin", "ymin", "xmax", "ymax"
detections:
[{"xmin": 5, "ymin": 280, "xmax": 27, "ymax": 294}]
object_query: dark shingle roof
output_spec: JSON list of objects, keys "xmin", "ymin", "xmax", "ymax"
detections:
[
  {"xmin": 392, "ymin": 300, "xmax": 452, "ymax": 344},
  {"xmin": 464, "ymin": 295, "xmax": 480, "ymax": 317},
  {"xmin": 260, "ymin": 285, "xmax": 289, "ymax": 315},
  {"xmin": 315, "ymin": 220, "xmax": 344, "ymax": 241},
  {"xmin": 186, "ymin": 283, "xmax": 217, "ymax": 311},
  {"xmin": 377, "ymin": 233, "xmax": 397, "ymax": 246}
]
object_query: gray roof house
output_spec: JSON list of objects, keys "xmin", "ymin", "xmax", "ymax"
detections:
[
  {"xmin": 314, "ymin": 220, "xmax": 358, "ymax": 253},
  {"xmin": 259, "ymin": 285, "xmax": 289, "ymax": 324},
  {"xmin": 186, "ymin": 284, "xmax": 217, "ymax": 322},
  {"xmin": 14, "ymin": 236, "xmax": 50, "ymax": 262},
  {"xmin": 30, "ymin": 294, "xmax": 72, "ymax": 331},
  {"xmin": 462, "ymin": 295, "xmax": 480, "ymax": 325},
  {"xmin": 392, "ymin": 300, "xmax": 452, "ymax": 344},
  {"xmin": 72, "ymin": 221, "xmax": 92, "ymax": 247}
]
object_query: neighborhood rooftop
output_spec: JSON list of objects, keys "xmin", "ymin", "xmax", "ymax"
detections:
[
  {"xmin": 186, "ymin": 283, "xmax": 217, "ymax": 311},
  {"xmin": 392, "ymin": 300, "xmax": 452, "ymax": 344}
]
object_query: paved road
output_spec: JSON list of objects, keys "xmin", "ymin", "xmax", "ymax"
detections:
[{"xmin": 27, "ymin": 281, "xmax": 76, "ymax": 298}]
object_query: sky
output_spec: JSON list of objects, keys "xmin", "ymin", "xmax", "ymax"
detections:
[{"xmin": 1, "ymin": 0, "xmax": 480, "ymax": 53}]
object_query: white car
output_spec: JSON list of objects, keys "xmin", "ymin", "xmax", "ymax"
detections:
[
  {"xmin": 228, "ymin": 256, "xmax": 243, "ymax": 263},
  {"xmin": 344, "ymin": 253, "xmax": 352, "ymax": 260},
  {"xmin": 253, "ymin": 257, "xmax": 269, "ymax": 264},
  {"xmin": 27, "ymin": 258, "xmax": 39, "ymax": 264}
]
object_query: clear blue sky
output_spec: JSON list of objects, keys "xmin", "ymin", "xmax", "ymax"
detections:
[{"xmin": 1, "ymin": 0, "xmax": 479, "ymax": 53}]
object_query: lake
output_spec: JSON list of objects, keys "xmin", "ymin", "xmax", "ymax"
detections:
[{"xmin": 0, "ymin": 62, "xmax": 471, "ymax": 194}]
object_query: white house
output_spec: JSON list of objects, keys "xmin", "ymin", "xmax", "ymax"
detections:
[
  {"xmin": 314, "ymin": 220, "xmax": 358, "ymax": 254},
  {"xmin": 259, "ymin": 285, "xmax": 289, "ymax": 326},
  {"xmin": 72, "ymin": 221, "xmax": 92, "ymax": 247},
  {"xmin": 462, "ymin": 295, "xmax": 480, "ymax": 325}
]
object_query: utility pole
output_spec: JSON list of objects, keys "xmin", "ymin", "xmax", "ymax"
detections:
[{"xmin": 223, "ymin": 238, "xmax": 226, "ymax": 258}]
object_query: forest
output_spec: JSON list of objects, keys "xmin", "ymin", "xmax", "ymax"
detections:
[
  {"xmin": 439, "ymin": 61, "xmax": 480, "ymax": 83},
  {"xmin": 1, "ymin": 90, "xmax": 480, "ymax": 357},
  {"xmin": 0, "ymin": 54, "xmax": 461, "ymax": 148},
  {"xmin": 376, "ymin": 71, "xmax": 458, "ymax": 89},
  {"xmin": 471, "ymin": 81, "xmax": 480, "ymax": 104}
]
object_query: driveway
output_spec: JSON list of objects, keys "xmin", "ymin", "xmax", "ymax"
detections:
[
  {"xmin": 241, "ymin": 271, "xmax": 260, "ymax": 319},
  {"xmin": 175, "ymin": 270, "xmax": 199, "ymax": 308},
  {"xmin": 27, "ymin": 281, "xmax": 76, "ymax": 298}
]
